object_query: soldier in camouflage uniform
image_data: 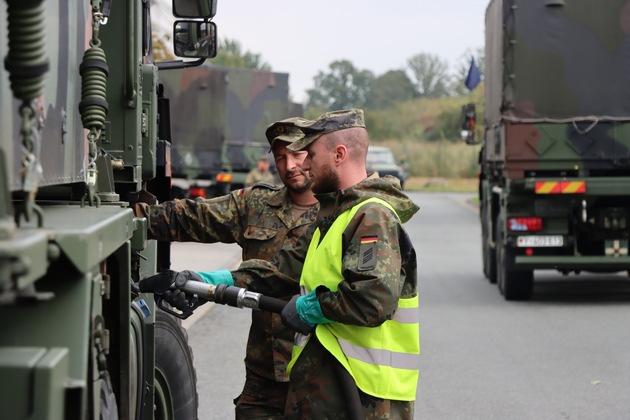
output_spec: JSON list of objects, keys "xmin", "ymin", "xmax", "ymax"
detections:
[
  {"xmin": 135, "ymin": 117, "xmax": 319, "ymax": 419},
  {"xmin": 244, "ymin": 155, "xmax": 277, "ymax": 187},
  {"xmin": 279, "ymin": 109, "xmax": 420, "ymax": 419}
]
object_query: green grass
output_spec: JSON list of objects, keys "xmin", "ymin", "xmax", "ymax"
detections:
[
  {"xmin": 404, "ymin": 177, "xmax": 478, "ymax": 192},
  {"xmin": 374, "ymin": 140, "xmax": 482, "ymax": 179}
]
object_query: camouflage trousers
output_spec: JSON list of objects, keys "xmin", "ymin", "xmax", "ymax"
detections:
[
  {"xmin": 233, "ymin": 367, "xmax": 289, "ymax": 419},
  {"xmin": 285, "ymin": 335, "xmax": 415, "ymax": 420}
]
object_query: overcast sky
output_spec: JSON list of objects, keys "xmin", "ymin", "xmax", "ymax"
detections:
[{"xmin": 211, "ymin": 0, "xmax": 489, "ymax": 103}]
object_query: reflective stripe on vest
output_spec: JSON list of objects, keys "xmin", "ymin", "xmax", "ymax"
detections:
[{"xmin": 289, "ymin": 197, "xmax": 420, "ymax": 401}]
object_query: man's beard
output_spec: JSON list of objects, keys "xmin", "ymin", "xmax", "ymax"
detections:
[
  {"xmin": 284, "ymin": 169, "xmax": 312, "ymax": 193},
  {"xmin": 311, "ymin": 163, "xmax": 340, "ymax": 194}
]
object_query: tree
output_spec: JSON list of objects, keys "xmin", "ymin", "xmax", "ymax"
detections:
[
  {"xmin": 365, "ymin": 70, "xmax": 416, "ymax": 110},
  {"xmin": 407, "ymin": 53, "xmax": 451, "ymax": 98},
  {"xmin": 211, "ymin": 38, "xmax": 271, "ymax": 70},
  {"xmin": 451, "ymin": 47, "xmax": 485, "ymax": 96},
  {"xmin": 306, "ymin": 60, "xmax": 374, "ymax": 110},
  {"xmin": 152, "ymin": 34, "xmax": 175, "ymax": 61}
]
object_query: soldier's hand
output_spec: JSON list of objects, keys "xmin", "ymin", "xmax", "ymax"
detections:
[
  {"xmin": 162, "ymin": 289, "xmax": 191, "ymax": 311},
  {"xmin": 169, "ymin": 271, "xmax": 208, "ymax": 311},
  {"xmin": 128, "ymin": 190, "xmax": 157, "ymax": 217},
  {"xmin": 139, "ymin": 270, "xmax": 179, "ymax": 294},
  {"xmin": 281, "ymin": 295, "xmax": 314, "ymax": 335},
  {"xmin": 139, "ymin": 269, "xmax": 203, "ymax": 294},
  {"xmin": 140, "ymin": 270, "xmax": 206, "ymax": 319}
]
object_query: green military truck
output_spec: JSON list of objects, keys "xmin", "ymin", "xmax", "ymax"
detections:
[
  {"xmin": 472, "ymin": 0, "xmax": 630, "ymax": 300},
  {"xmin": 160, "ymin": 65, "xmax": 302, "ymax": 199},
  {"xmin": 0, "ymin": 0, "xmax": 218, "ymax": 418}
]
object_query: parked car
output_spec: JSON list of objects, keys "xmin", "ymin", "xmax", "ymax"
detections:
[{"xmin": 366, "ymin": 146, "xmax": 409, "ymax": 188}]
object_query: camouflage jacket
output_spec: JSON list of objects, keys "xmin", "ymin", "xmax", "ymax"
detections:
[
  {"xmin": 286, "ymin": 174, "xmax": 420, "ymax": 418},
  {"xmin": 138, "ymin": 183, "xmax": 318, "ymax": 382},
  {"xmin": 245, "ymin": 168, "xmax": 277, "ymax": 187},
  {"xmin": 314, "ymin": 173, "xmax": 419, "ymax": 320}
]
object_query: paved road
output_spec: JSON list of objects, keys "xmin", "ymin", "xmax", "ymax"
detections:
[
  {"xmin": 173, "ymin": 192, "xmax": 630, "ymax": 419},
  {"xmin": 169, "ymin": 241, "xmax": 249, "ymax": 419}
]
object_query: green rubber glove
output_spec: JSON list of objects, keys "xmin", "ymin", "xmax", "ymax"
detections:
[
  {"xmin": 296, "ymin": 289, "xmax": 331, "ymax": 326},
  {"xmin": 194, "ymin": 269, "xmax": 234, "ymax": 286}
]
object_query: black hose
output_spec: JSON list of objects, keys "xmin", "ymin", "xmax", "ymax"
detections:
[
  {"xmin": 213, "ymin": 284, "xmax": 287, "ymax": 313},
  {"xmin": 257, "ymin": 295, "xmax": 287, "ymax": 314},
  {"xmin": 332, "ymin": 359, "xmax": 363, "ymax": 420},
  {"xmin": 201, "ymin": 283, "xmax": 363, "ymax": 418}
]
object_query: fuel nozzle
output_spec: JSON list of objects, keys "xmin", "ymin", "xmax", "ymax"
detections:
[
  {"xmin": 137, "ymin": 272, "xmax": 287, "ymax": 319},
  {"xmin": 153, "ymin": 281, "xmax": 286, "ymax": 318},
  {"xmin": 180, "ymin": 282, "xmax": 286, "ymax": 314}
]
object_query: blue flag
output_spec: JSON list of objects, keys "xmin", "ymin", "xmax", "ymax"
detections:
[{"xmin": 465, "ymin": 57, "xmax": 481, "ymax": 91}]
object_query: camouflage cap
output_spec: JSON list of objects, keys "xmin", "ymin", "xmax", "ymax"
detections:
[
  {"xmin": 287, "ymin": 108, "xmax": 366, "ymax": 151},
  {"xmin": 265, "ymin": 117, "xmax": 309, "ymax": 148}
]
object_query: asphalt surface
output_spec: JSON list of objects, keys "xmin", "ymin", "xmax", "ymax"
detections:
[
  {"xmin": 170, "ymin": 241, "xmax": 248, "ymax": 419},
  {"xmin": 171, "ymin": 193, "xmax": 630, "ymax": 419}
]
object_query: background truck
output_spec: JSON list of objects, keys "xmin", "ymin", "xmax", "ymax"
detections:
[
  {"xmin": 160, "ymin": 65, "xmax": 303, "ymax": 199},
  {"xmin": 472, "ymin": 0, "xmax": 630, "ymax": 300},
  {"xmin": 0, "ymin": 0, "xmax": 217, "ymax": 418}
]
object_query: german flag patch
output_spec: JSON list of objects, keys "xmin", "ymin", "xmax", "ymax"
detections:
[{"xmin": 358, "ymin": 235, "xmax": 378, "ymax": 271}]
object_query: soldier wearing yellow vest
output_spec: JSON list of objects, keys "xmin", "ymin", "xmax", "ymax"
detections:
[{"xmin": 280, "ymin": 109, "xmax": 420, "ymax": 419}]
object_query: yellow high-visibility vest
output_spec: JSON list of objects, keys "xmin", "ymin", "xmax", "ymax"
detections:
[{"xmin": 289, "ymin": 197, "xmax": 419, "ymax": 401}]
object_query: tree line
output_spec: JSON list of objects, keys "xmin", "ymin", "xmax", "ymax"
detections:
[
  {"xmin": 306, "ymin": 48, "xmax": 484, "ymax": 112},
  {"xmin": 209, "ymin": 39, "xmax": 484, "ymax": 104},
  {"xmin": 202, "ymin": 39, "xmax": 486, "ymax": 142}
]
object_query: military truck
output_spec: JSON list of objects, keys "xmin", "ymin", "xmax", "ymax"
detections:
[
  {"xmin": 0, "ymin": 0, "xmax": 217, "ymax": 418},
  {"xmin": 468, "ymin": 0, "xmax": 630, "ymax": 300},
  {"xmin": 160, "ymin": 65, "xmax": 302, "ymax": 199}
]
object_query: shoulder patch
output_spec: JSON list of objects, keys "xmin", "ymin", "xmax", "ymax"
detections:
[
  {"xmin": 252, "ymin": 181, "xmax": 282, "ymax": 190},
  {"xmin": 358, "ymin": 235, "xmax": 378, "ymax": 271}
]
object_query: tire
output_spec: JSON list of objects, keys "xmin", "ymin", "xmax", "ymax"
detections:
[
  {"xmin": 99, "ymin": 373, "xmax": 119, "ymax": 420},
  {"xmin": 500, "ymin": 268, "xmax": 534, "ymax": 301},
  {"xmin": 154, "ymin": 309, "xmax": 199, "ymax": 420},
  {"xmin": 482, "ymin": 233, "xmax": 497, "ymax": 284},
  {"xmin": 495, "ymin": 219, "xmax": 534, "ymax": 300},
  {"xmin": 481, "ymin": 203, "xmax": 497, "ymax": 283}
]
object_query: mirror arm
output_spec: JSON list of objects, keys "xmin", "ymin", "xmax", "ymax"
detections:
[{"xmin": 157, "ymin": 58, "xmax": 205, "ymax": 70}]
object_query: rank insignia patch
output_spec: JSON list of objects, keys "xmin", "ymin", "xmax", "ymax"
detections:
[{"xmin": 358, "ymin": 235, "xmax": 378, "ymax": 271}]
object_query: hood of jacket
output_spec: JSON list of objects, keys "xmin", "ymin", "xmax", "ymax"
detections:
[{"xmin": 314, "ymin": 173, "xmax": 419, "ymax": 225}]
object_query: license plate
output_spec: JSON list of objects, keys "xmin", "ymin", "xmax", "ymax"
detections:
[{"xmin": 517, "ymin": 235, "xmax": 564, "ymax": 247}]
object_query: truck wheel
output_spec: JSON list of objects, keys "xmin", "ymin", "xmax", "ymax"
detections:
[
  {"xmin": 496, "ymin": 222, "xmax": 534, "ymax": 300},
  {"xmin": 154, "ymin": 309, "xmax": 199, "ymax": 420},
  {"xmin": 483, "ymin": 236, "xmax": 497, "ymax": 284},
  {"xmin": 481, "ymin": 203, "xmax": 497, "ymax": 283},
  {"xmin": 500, "ymin": 268, "xmax": 534, "ymax": 301},
  {"xmin": 99, "ymin": 373, "xmax": 118, "ymax": 420}
]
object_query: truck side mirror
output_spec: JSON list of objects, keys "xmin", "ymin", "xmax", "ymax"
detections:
[
  {"xmin": 173, "ymin": 0, "xmax": 217, "ymax": 18},
  {"xmin": 460, "ymin": 103, "xmax": 477, "ymax": 144},
  {"xmin": 173, "ymin": 20, "xmax": 217, "ymax": 59}
]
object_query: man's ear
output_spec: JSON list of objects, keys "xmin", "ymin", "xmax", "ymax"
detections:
[{"xmin": 334, "ymin": 144, "xmax": 348, "ymax": 165}]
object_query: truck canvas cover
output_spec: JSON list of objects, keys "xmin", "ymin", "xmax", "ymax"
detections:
[
  {"xmin": 485, "ymin": 0, "xmax": 630, "ymax": 126},
  {"xmin": 160, "ymin": 65, "xmax": 226, "ymax": 179},
  {"xmin": 160, "ymin": 65, "xmax": 291, "ymax": 180},
  {"xmin": 0, "ymin": 3, "xmax": 89, "ymax": 191}
]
